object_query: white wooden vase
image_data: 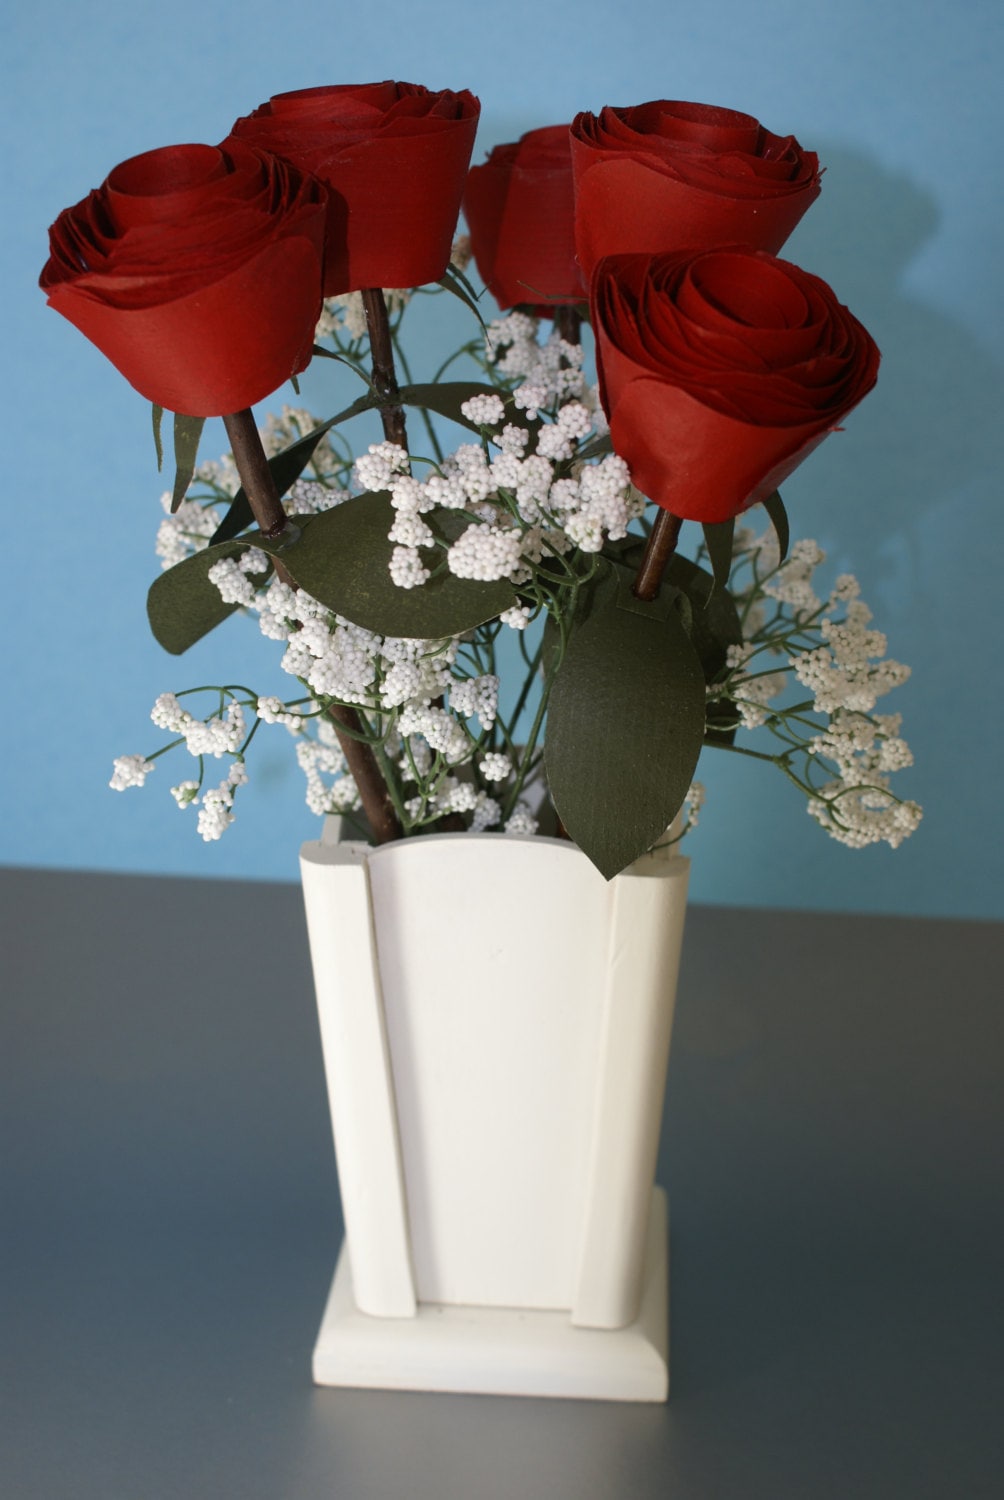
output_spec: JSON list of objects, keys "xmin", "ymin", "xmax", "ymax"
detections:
[{"xmin": 299, "ymin": 820, "xmax": 690, "ymax": 1402}]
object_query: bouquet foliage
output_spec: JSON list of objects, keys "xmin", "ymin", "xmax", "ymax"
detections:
[{"xmin": 42, "ymin": 85, "xmax": 921, "ymax": 877}]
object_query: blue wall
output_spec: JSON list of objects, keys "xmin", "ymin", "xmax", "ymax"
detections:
[{"xmin": 4, "ymin": 0, "xmax": 1002, "ymax": 917}]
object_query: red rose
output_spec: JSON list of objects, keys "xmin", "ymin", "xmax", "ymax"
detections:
[
  {"xmin": 463, "ymin": 125, "xmax": 584, "ymax": 314},
  {"xmin": 228, "ymin": 82, "xmax": 480, "ymax": 295},
  {"xmin": 591, "ymin": 248, "xmax": 880, "ymax": 523},
  {"xmin": 40, "ymin": 141, "xmax": 325, "ymax": 417},
  {"xmin": 571, "ymin": 100, "xmax": 821, "ymax": 278}
]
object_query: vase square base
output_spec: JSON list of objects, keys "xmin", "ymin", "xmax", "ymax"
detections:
[{"xmin": 312, "ymin": 1188, "xmax": 669, "ymax": 1402}]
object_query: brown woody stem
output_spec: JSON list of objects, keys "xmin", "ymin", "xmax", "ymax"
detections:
[
  {"xmin": 554, "ymin": 305, "xmax": 583, "ymax": 346},
  {"xmin": 324, "ymin": 703, "xmax": 403, "ymax": 845},
  {"xmin": 362, "ymin": 288, "xmax": 409, "ymax": 452},
  {"xmin": 222, "ymin": 408, "xmax": 289, "ymax": 539},
  {"xmin": 633, "ymin": 510, "xmax": 684, "ymax": 601},
  {"xmin": 223, "ymin": 407, "xmax": 403, "ymax": 846}
]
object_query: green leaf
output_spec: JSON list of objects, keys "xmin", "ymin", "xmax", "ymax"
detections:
[
  {"xmin": 152, "ymin": 405, "xmax": 164, "ymax": 472},
  {"xmin": 277, "ymin": 494, "xmax": 517, "ymax": 637},
  {"xmin": 664, "ymin": 553, "xmax": 743, "ymax": 680},
  {"xmin": 170, "ymin": 414, "xmax": 205, "ymax": 513},
  {"xmin": 704, "ymin": 699, "xmax": 738, "ymax": 747},
  {"xmin": 438, "ymin": 266, "xmax": 488, "ymax": 330},
  {"xmin": 575, "ymin": 433, "xmax": 614, "ymax": 464},
  {"xmin": 209, "ymin": 381, "xmax": 514, "ymax": 547},
  {"xmin": 761, "ymin": 489, "xmax": 789, "ymax": 561},
  {"xmin": 400, "ymin": 381, "xmax": 509, "ymax": 434},
  {"xmin": 147, "ymin": 539, "xmax": 269, "ymax": 655},
  {"xmin": 545, "ymin": 583, "xmax": 706, "ymax": 879},
  {"xmin": 701, "ymin": 517, "xmax": 735, "ymax": 597}
]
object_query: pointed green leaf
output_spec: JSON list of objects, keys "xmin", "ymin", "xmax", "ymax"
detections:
[
  {"xmin": 438, "ymin": 266, "xmax": 488, "ymax": 330},
  {"xmin": 147, "ymin": 539, "xmax": 269, "ymax": 655},
  {"xmin": 761, "ymin": 489, "xmax": 789, "ymax": 561},
  {"xmin": 664, "ymin": 553, "xmax": 743, "ymax": 680},
  {"xmin": 701, "ymin": 517, "xmax": 735, "ymax": 597},
  {"xmin": 209, "ymin": 382, "xmax": 512, "ymax": 547},
  {"xmin": 575, "ymin": 433, "xmax": 614, "ymax": 463},
  {"xmin": 277, "ymin": 493, "xmax": 516, "ymax": 637},
  {"xmin": 170, "ymin": 414, "xmax": 205, "ymax": 513},
  {"xmin": 704, "ymin": 700, "xmax": 738, "ymax": 747},
  {"xmin": 545, "ymin": 587, "xmax": 706, "ymax": 879},
  {"xmin": 152, "ymin": 405, "xmax": 164, "ymax": 472}
]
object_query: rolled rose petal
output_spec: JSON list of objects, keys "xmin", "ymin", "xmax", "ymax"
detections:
[
  {"xmin": 228, "ymin": 81, "xmax": 480, "ymax": 294},
  {"xmin": 463, "ymin": 125, "xmax": 584, "ymax": 314},
  {"xmin": 572, "ymin": 100, "xmax": 821, "ymax": 277},
  {"xmin": 591, "ymin": 248, "xmax": 880, "ymax": 522},
  {"xmin": 40, "ymin": 141, "xmax": 326, "ymax": 417}
]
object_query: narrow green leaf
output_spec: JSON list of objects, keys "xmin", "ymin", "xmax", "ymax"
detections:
[
  {"xmin": 663, "ymin": 554, "xmax": 743, "ymax": 681},
  {"xmin": 170, "ymin": 414, "xmax": 206, "ymax": 513},
  {"xmin": 704, "ymin": 700, "xmax": 738, "ymax": 747},
  {"xmin": 438, "ymin": 266, "xmax": 488, "ymax": 330},
  {"xmin": 545, "ymin": 590, "xmax": 706, "ymax": 879},
  {"xmin": 762, "ymin": 489, "xmax": 789, "ymax": 561},
  {"xmin": 277, "ymin": 493, "xmax": 517, "ymax": 637},
  {"xmin": 575, "ymin": 433, "xmax": 614, "ymax": 464},
  {"xmin": 152, "ymin": 405, "xmax": 164, "ymax": 472},
  {"xmin": 147, "ymin": 539, "xmax": 269, "ymax": 655},
  {"xmin": 701, "ymin": 517, "xmax": 735, "ymax": 597}
]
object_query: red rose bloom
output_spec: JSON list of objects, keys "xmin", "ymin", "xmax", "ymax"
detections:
[
  {"xmin": 591, "ymin": 248, "xmax": 880, "ymax": 523},
  {"xmin": 40, "ymin": 141, "xmax": 326, "ymax": 417},
  {"xmin": 571, "ymin": 100, "xmax": 821, "ymax": 278},
  {"xmin": 463, "ymin": 125, "xmax": 585, "ymax": 314},
  {"xmin": 228, "ymin": 82, "xmax": 480, "ymax": 295}
]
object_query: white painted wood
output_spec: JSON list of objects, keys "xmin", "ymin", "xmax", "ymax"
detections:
[
  {"xmin": 298, "ymin": 840, "xmax": 416, "ymax": 1318},
  {"xmin": 364, "ymin": 833, "xmax": 611, "ymax": 1308},
  {"xmin": 300, "ymin": 827, "xmax": 690, "ymax": 1395},
  {"xmin": 572, "ymin": 849, "xmax": 690, "ymax": 1329},
  {"xmin": 313, "ymin": 1188, "xmax": 669, "ymax": 1401}
]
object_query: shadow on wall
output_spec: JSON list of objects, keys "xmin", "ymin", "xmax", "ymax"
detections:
[
  {"xmin": 684, "ymin": 143, "xmax": 1004, "ymax": 917},
  {"xmin": 785, "ymin": 143, "xmax": 1002, "ymax": 566}
]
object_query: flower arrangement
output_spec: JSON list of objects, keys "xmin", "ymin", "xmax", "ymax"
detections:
[{"xmin": 42, "ymin": 85, "xmax": 921, "ymax": 878}]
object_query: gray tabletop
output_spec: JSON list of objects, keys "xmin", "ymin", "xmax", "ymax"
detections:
[{"xmin": 2, "ymin": 866, "xmax": 1002, "ymax": 1499}]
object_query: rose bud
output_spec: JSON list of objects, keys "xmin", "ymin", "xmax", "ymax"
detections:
[
  {"xmin": 227, "ymin": 81, "xmax": 480, "ymax": 295},
  {"xmin": 572, "ymin": 100, "xmax": 821, "ymax": 278},
  {"xmin": 591, "ymin": 247, "xmax": 880, "ymax": 523},
  {"xmin": 40, "ymin": 141, "xmax": 326, "ymax": 417},
  {"xmin": 463, "ymin": 125, "xmax": 585, "ymax": 314}
]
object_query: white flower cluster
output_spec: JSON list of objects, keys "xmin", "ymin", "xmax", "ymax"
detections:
[
  {"xmin": 722, "ymin": 642, "xmax": 788, "ymax": 730},
  {"xmin": 804, "ymin": 709, "xmax": 922, "ymax": 849},
  {"xmin": 194, "ymin": 762, "xmax": 248, "ymax": 842},
  {"xmin": 792, "ymin": 592, "xmax": 911, "ymax": 715},
  {"xmin": 404, "ymin": 775, "xmax": 501, "ymax": 830},
  {"xmin": 296, "ymin": 721, "xmax": 361, "ymax": 818},
  {"xmin": 151, "ymin": 692, "xmax": 246, "ymax": 758},
  {"xmin": 486, "ymin": 312, "xmax": 587, "ymax": 410},
  {"xmin": 155, "ymin": 492, "xmax": 224, "ymax": 571},
  {"xmin": 721, "ymin": 531, "xmax": 921, "ymax": 851},
  {"xmin": 111, "ymin": 694, "xmax": 251, "ymax": 842},
  {"xmin": 110, "ymin": 754, "xmax": 155, "ymax": 791},
  {"xmin": 369, "ymin": 340, "xmax": 639, "ymax": 590},
  {"xmin": 316, "ymin": 289, "xmax": 412, "ymax": 344}
]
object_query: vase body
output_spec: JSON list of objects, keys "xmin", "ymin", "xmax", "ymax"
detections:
[{"xmin": 299, "ymin": 822, "xmax": 689, "ymax": 1400}]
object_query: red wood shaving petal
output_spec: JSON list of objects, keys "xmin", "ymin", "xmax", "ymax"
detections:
[
  {"xmin": 40, "ymin": 143, "xmax": 326, "ymax": 415},
  {"xmin": 590, "ymin": 247, "xmax": 879, "ymax": 521},
  {"xmin": 464, "ymin": 126, "xmax": 584, "ymax": 312},
  {"xmin": 573, "ymin": 153, "xmax": 821, "ymax": 278},
  {"xmin": 608, "ymin": 377, "xmax": 831, "ymax": 521},
  {"xmin": 228, "ymin": 82, "xmax": 481, "ymax": 294},
  {"xmin": 47, "ymin": 235, "xmax": 323, "ymax": 417}
]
